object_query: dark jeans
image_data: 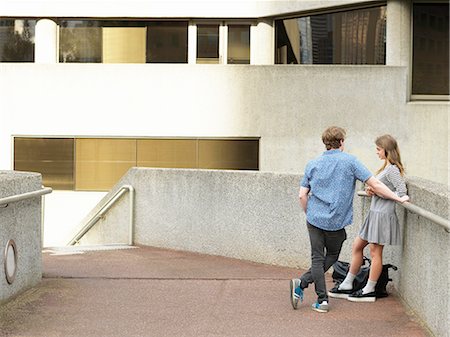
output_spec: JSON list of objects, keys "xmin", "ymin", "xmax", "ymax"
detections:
[{"xmin": 300, "ymin": 222, "xmax": 347, "ymax": 303}]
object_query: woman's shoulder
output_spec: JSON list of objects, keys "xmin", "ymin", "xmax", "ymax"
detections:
[
  {"xmin": 385, "ymin": 164, "xmax": 406, "ymax": 181},
  {"xmin": 386, "ymin": 164, "xmax": 400, "ymax": 173}
]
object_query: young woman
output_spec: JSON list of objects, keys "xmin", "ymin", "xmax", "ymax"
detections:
[{"xmin": 328, "ymin": 134, "xmax": 408, "ymax": 302}]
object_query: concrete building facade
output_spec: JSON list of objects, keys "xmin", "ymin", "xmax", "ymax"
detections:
[{"xmin": 0, "ymin": 0, "xmax": 448, "ymax": 241}]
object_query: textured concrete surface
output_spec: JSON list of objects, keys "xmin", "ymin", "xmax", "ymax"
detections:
[
  {"xmin": 0, "ymin": 246, "xmax": 431, "ymax": 337},
  {"xmin": 71, "ymin": 168, "xmax": 448, "ymax": 336},
  {"xmin": 394, "ymin": 177, "xmax": 450, "ymax": 337},
  {"xmin": 0, "ymin": 171, "xmax": 43, "ymax": 304}
]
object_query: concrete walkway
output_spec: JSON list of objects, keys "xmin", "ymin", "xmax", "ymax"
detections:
[{"xmin": 0, "ymin": 245, "xmax": 430, "ymax": 337}]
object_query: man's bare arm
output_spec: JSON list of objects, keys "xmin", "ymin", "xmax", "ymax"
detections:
[
  {"xmin": 365, "ymin": 177, "xmax": 409, "ymax": 203},
  {"xmin": 299, "ymin": 187, "xmax": 310, "ymax": 213}
]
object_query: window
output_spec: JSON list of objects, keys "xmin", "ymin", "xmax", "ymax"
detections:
[
  {"xmin": 227, "ymin": 25, "xmax": 250, "ymax": 64},
  {"xmin": 146, "ymin": 21, "xmax": 188, "ymax": 63},
  {"xmin": 14, "ymin": 138, "xmax": 74, "ymax": 190},
  {"xmin": 275, "ymin": 6, "xmax": 386, "ymax": 64},
  {"xmin": 75, "ymin": 138, "xmax": 136, "ymax": 191},
  {"xmin": 197, "ymin": 24, "xmax": 220, "ymax": 64},
  {"xmin": 0, "ymin": 19, "xmax": 36, "ymax": 62},
  {"xmin": 14, "ymin": 137, "xmax": 259, "ymax": 191},
  {"xmin": 58, "ymin": 20, "xmax": 252, "ymax": 65},
  {"xmin": 59, "ymin": 21, "xmax": 102, "ymax": 63},
  {"xmin": 59, "ymin": 20, "xmax": 188, "ymax": 64},
  {"xmin": 412, "ymin": 3, "xmax": 449, "ymax": 96}
]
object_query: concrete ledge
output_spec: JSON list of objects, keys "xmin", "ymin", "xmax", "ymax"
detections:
[{"xmin": 0, "ymin": 171, "xmax": 43, "ymax": 304}]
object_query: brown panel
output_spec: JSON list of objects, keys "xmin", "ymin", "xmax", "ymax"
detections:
[
  {"xmin": 14, "ymin": 137, "xmax": 74, "ymax": 190},
  {"xmin": 137, "ymin": 139, "xmax": 197, "ymax": 168},
  {"xmin": 103, "ymin": 27, "xmax": 147, "ymax": 63},
  {"xmin": 75, "ymin": 138, "xmax": 136, "ymax": 191},
  {"xmin": 198, "ymin": 139, "xmax": 259, "ymax": 170}
]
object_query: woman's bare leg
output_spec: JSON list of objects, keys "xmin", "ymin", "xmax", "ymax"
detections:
[
  {"xmin": 368, "ymin": 243, "xmax": 384, "ymax": 282},
  {"xmin": 337, "ymin": 237, "xmax": 368, "ymax": 291},
  {"xmin": 349, "ymin": 237, "xmax": 369, "ymax": 275}
]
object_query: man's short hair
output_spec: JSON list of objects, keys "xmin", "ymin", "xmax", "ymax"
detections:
[{"xmin": 322, "ymin": 126, "xmax": 346, "ymax": 150}]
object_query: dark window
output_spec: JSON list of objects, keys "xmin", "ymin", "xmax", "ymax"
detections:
[
  {"xmin": 146, "ymin": 21, "xmax": 188, "ymax": 63},
  {"xmin": 197, "ymin": 24, "xmax": 219, "ymax": 63},
  {"xmin": 227, "ymin": 25, "xmax": 250, "ymax": 64},
  {"xmin": 275, "ymin": 6, "xmax": 386, "ymax": 64},
  {"xmin": 412, "ymin": 3, "xmax": 449, "ymax": 95},
  {"xmin": 59, "ymin": 20, "xmax": 188, "ymax": 64},
  {"xmin": 0, "ymin": 19, "xmax": 36, "ymax": 62}
]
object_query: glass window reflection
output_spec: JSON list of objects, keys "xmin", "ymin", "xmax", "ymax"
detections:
[
  {"xmin": 14, "ymin": 137, "xmax": 259, "ymax": 191},
  {"xmin": 228, "ymin": 25, "xmax": 250, "ymax": 64},
  {"xmin": 275, "ymin": 6, "xmax": 386, "ymax": 64},
  {"xmin": 0, "ymin": 19, "xmax": 36, "ymax": 62},
  {"xmin": 412, "ymin": 3, "xmax": 449, "ymax": 95},
  {"xmin": 197, "ymin": 24, "xmax": 220, "ymax": 64},
  {"xmin": 59, "ymin": 20, "xmax": 188, "ymax": 64},
  {"xmin": 146, "ymin": 21, "xmax": 188, "ymax": 63},
  {"xmin": 59, "ymin": 20, "xmax": 102, "ymax": 63}
]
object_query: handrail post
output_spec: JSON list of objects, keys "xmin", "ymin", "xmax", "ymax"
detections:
[{"xmin": 128, "ymin": 185, "xmax": 135, "ymax": 245}]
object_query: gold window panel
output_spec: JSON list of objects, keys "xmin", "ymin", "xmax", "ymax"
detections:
[
  {"xmin": 13, "ymin": 137, "xmax": 74, "ymax": 190},
  {"xmin": 14, "ymin": 137, "xmax": 259, "ymax": 191},
  {"xmin": 75, "ymin": 138, "xmax": 136, "ymax": 191}
]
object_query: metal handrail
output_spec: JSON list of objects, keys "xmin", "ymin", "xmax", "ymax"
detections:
[
  {"xmin": 68, "ymin": 185, "xmax": 134, "ymax": 246},
  {"xmin": 357, "ymin": 191, "xmax": 450, "ymax": 233},
  {"xmin": 0, "ymin": 187, "xmax": 52, "ymax": 207}
]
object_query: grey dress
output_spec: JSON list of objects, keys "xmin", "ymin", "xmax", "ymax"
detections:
[{"xmin": 359, "ymin": 164, "xmax": 407, "ymax": 245}]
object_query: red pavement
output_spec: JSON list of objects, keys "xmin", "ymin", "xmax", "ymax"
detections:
[{"xmin": 0, "ymin": 245, "xmax": 431, "ymax": 337}]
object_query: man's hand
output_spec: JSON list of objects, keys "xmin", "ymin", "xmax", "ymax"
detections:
[
  {"xmin": 399, "ymin": 195, "xmax": 410, "ymax": 203},
  {"xmin": 299, "ymin": 187, "xmax": 310, "ymax": 213},
  {"xmin": 365, "ymin": 186, "xmax": 375, "ymax": 196}
]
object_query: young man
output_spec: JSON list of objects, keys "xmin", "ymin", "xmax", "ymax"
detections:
[{"xmin": 290, "ymin": 126, "xmax": 409, "ymax": 313}]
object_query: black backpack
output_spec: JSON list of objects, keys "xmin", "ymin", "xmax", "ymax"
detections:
[{"xmin": 332, "ymin": 257, "xmax": 398, "ymax": 298}]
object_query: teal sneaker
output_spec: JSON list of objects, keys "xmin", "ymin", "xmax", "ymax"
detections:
[
  {"xmin": 311, "ymin": 300, "xmax": 329, "ymax": 313},
  {"xmin": 290, "ymin": 279, "xmax": 303, "ymax": 310}
]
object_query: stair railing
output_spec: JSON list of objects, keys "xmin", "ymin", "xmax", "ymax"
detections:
[{"xmin": 68, "ymin": 185, "xmax": 134, "ymax": 246}]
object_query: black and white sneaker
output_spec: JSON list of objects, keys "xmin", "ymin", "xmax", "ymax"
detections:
[
  {"xmin": 328, "ymin": 284, "xmax": 353, "ymax": 299},
  {"xmin": 347, "ymin": 289, "xmax": 376, "ymax": 302}
]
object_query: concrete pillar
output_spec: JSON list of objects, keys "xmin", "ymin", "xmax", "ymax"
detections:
[
  {"xmin": 35, "ymin": 19, "xmax": 58, "ymax": 64},
  {"xmin": 220, "ymin": 24, "xmax": 227, "ymax": 64},
  {"xmin": 386, "ymin": 0, "xmax": 412, "ymax": 96},
  {"xmin": 188, "ymin": 22, "xmax": 197, "ymax": 64},
  {"xmin": 251, "ymin": 19, "xmax": 274, "ymax": 65},
  {"xmin": 386, "ymin": 0, "xmax": 412, "ymax": 67}
]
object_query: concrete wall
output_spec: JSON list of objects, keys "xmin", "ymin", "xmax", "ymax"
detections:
[
  {"xmin": 2, "ymin": 63, "xmax": 447, "ymax": 244},
  {"xmin": 0, "ymin": 64, "xmax": 447, "ymax": 185},
  {"xmin": 77, "ymin": 167, "xmax": 449, "ymax": 336},
  {"xmin": 0, "ymin": 171, "xmax": 43, "ymax": 304},
  {"xmin": 394, "ymin": 178, "xmax": 449, "ymax": 337}
]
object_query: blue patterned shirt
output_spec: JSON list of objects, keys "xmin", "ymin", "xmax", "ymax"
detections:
[{"xmin": 300, "ymin": 149, "xmax": 372, "ymax": 231}]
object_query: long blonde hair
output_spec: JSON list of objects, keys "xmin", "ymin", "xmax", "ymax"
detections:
[{"xmin": 375, "ymin": 134, "xmax": 405, "ymax": 176}]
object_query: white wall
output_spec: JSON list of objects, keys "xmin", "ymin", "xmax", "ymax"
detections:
[
  {"xmin": 43, "ymin": 191, "xmax": 106, "ymax": 247},
  {"xmin": 0, "ymin": 63, "xmax": 447, "ymax": 185}
]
